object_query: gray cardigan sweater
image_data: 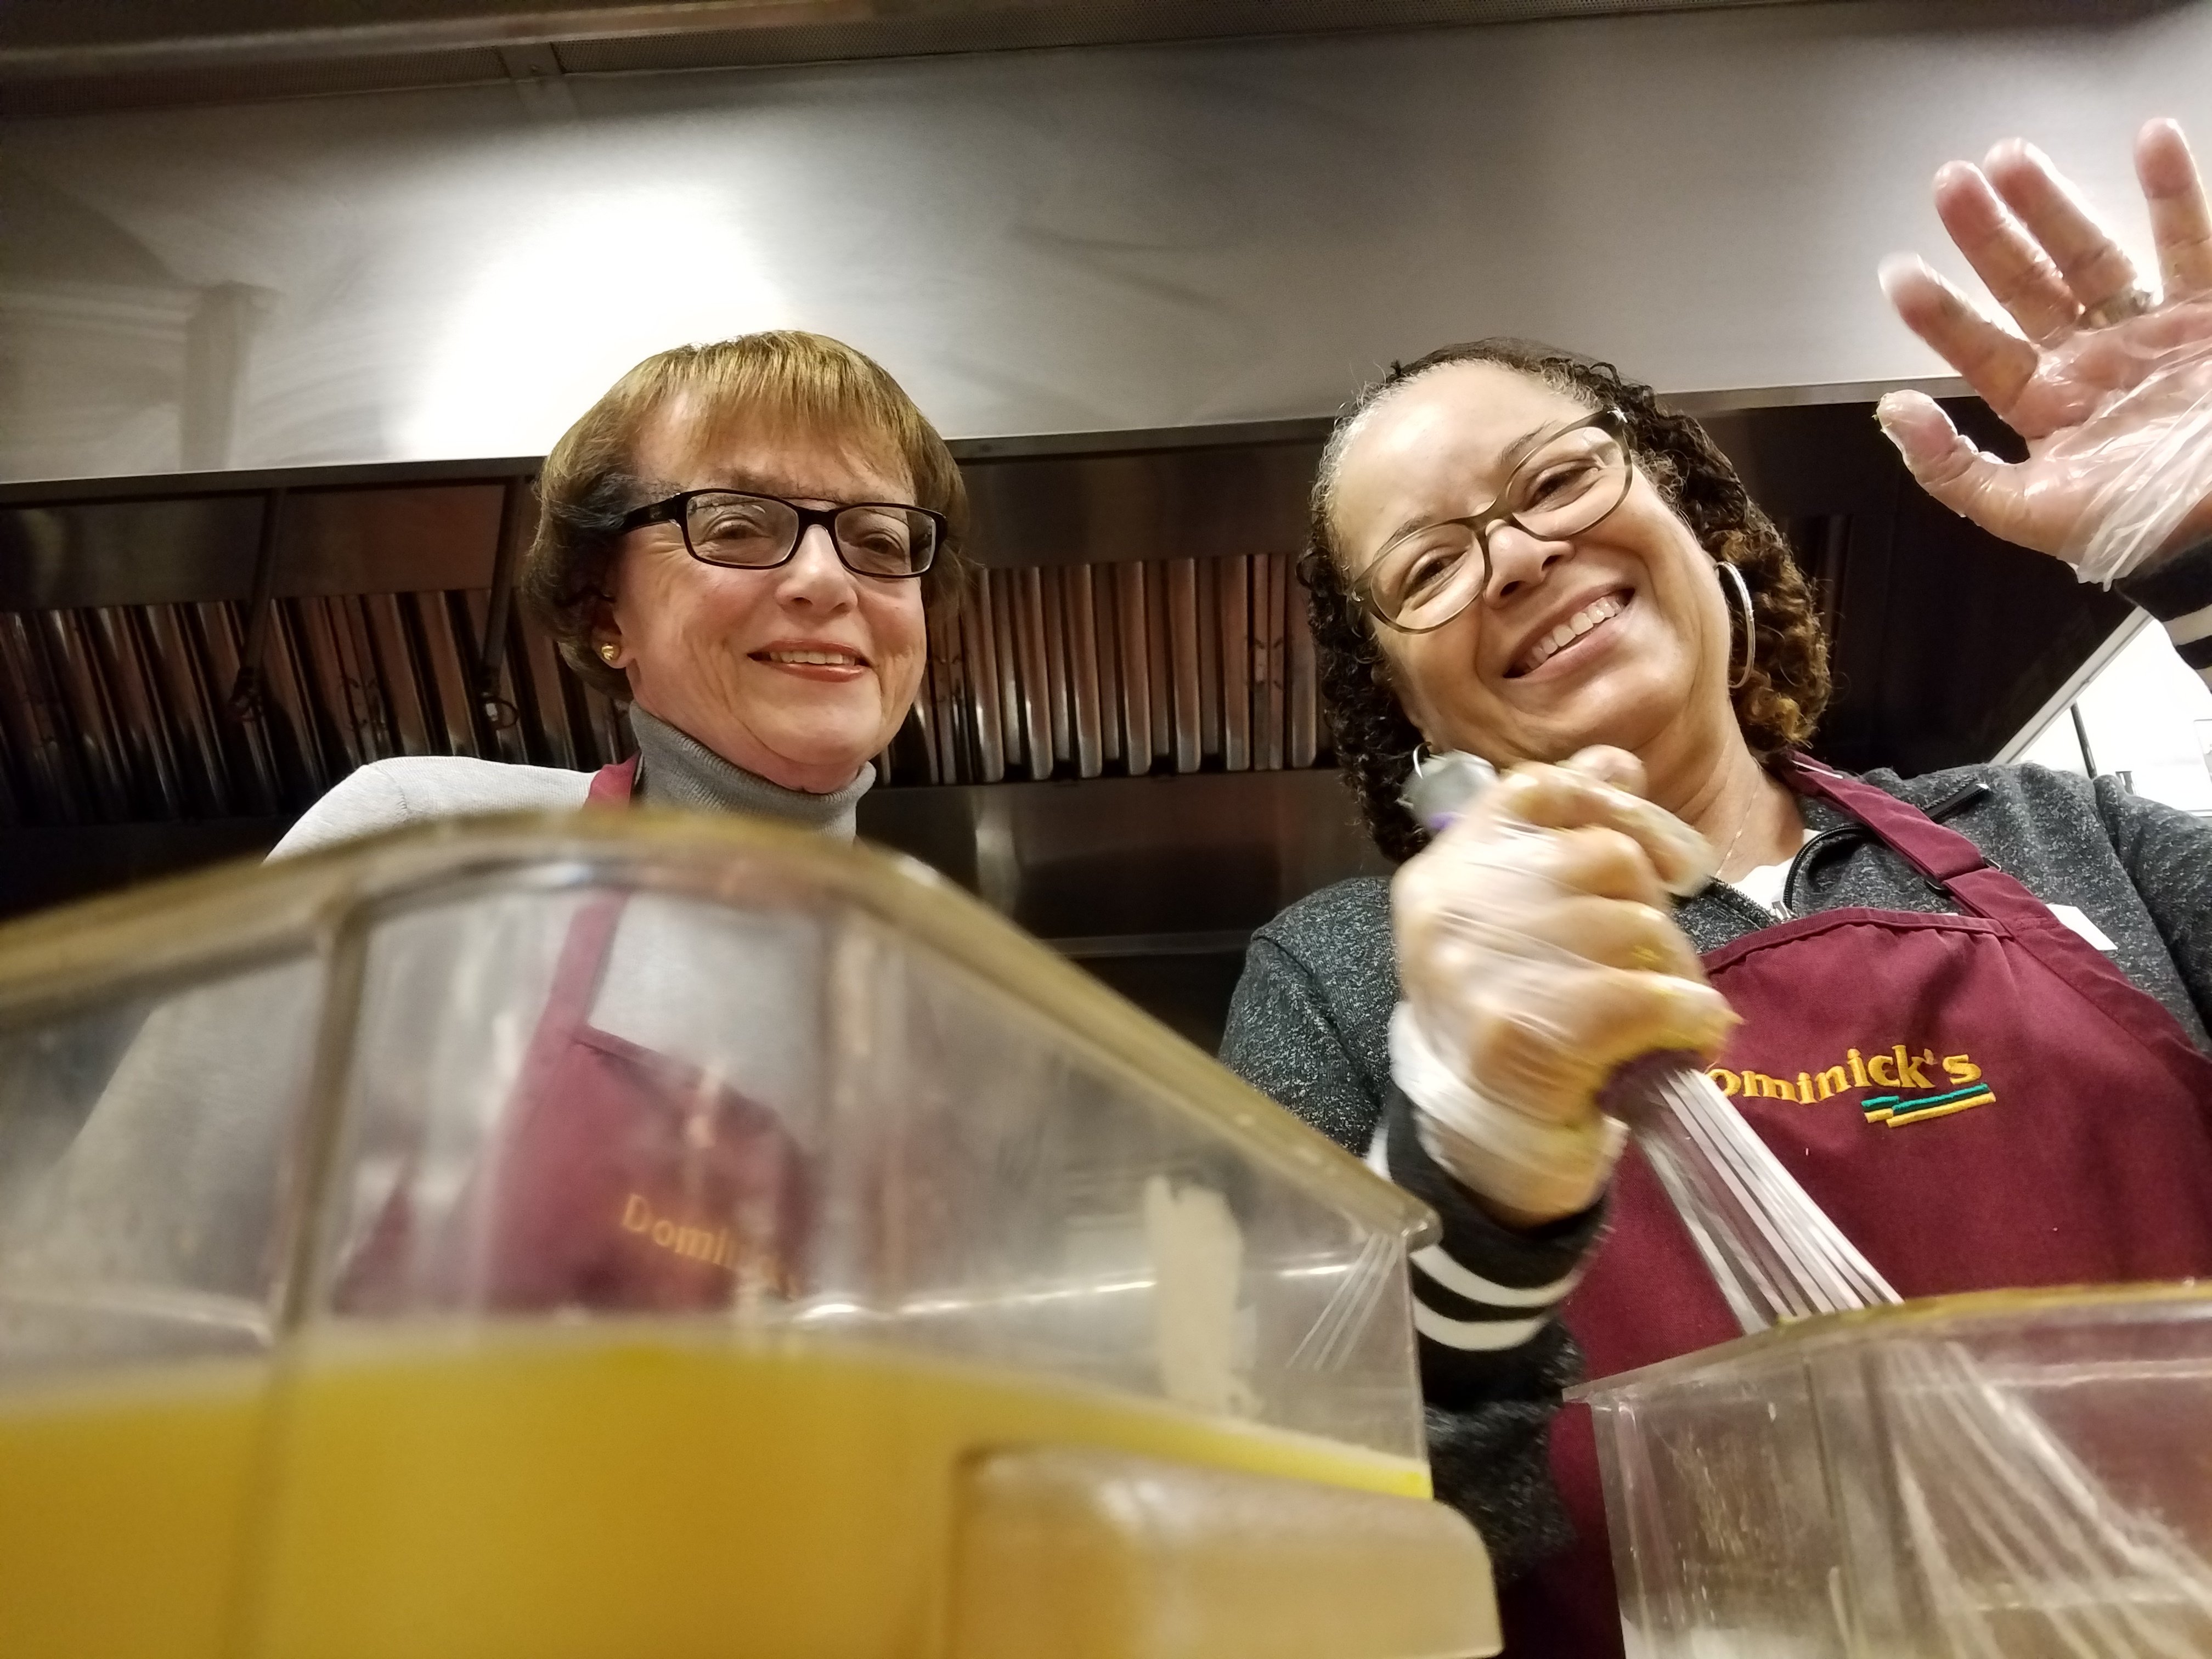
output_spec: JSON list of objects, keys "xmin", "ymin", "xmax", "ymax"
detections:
[{"xmin": 1221, "ymin": 759, "xmax": 2212, "ymax": 1581}]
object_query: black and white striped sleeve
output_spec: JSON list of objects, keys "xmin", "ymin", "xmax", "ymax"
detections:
[
  {"xmin": 1374, "ymin": 1082, "xmax": 1605, "ymax": 1401},
  {"xmin": 1221, "ymin": 922, "xmax": 1596, "ymax": 1578},
  {"xmin": 1223, "ymin": 924, "xmax": 1600, "ymax": 1392},
  {"xmin": 2118, "ymin": 537, "xmax": 2212, "ymax": 690}
]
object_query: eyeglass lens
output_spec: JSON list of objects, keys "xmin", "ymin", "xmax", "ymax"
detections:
[
  {"xmin": 684, "ymin": 493, "xmax": 935, "ymax": 577},
  {"xmin": 1367, "ymin": 421, "xmax": 1629, "ymax": 630}
]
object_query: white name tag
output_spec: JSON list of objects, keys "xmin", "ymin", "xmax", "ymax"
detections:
[{"xmin": 2048, "ymin": 903, "xmax": 2118, "ymax": 953}]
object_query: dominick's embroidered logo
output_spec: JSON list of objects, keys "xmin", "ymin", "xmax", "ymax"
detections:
[
  {"xmin": 619, "ymin": 1192, "xmax": 742, "ymax": 1272},
  {"xmin": 1707, "ymin": 1045, "xmax": 1995, "ymax": 1128}
]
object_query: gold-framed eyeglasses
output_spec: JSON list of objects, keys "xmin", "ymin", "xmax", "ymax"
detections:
[{"xmin": 1350, "ymin": 409, "xmax": 1634, "ymax": 633}]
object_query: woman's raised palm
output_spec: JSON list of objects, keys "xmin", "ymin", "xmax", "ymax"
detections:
[{"xmin": 1880, "ymin": 119, "xmax": 2212, "ymax": 578}]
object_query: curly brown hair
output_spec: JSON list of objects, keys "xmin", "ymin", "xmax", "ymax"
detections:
[{"xmin": 1306, "ymin": 338, "xmax": 1830, "ymax": 862}]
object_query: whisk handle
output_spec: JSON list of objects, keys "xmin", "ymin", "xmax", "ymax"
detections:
[{"xmin": 1596, "ymin": 1050, "xmax": 1708, "ymax": 1127}]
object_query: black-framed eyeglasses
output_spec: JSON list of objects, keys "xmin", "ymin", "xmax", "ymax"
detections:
[
  {"xmin": 619, "ymin": 488, "xmax": 944, "ymax": 579},
  {"xmin": 1349, "ymin": 409, "xmax": 1634, "ymax": 633}
]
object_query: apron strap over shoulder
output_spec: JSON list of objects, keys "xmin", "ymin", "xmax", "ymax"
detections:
[
  {"xmin": 586, "ymin": 754, "xmax": 640, "ymax": 806},
  {"xmin": 1775, "ymin": 753, "xmax": 2212, "ymax": 1074},
  {"xmin": 536, "ymin": 755, "xmax": 637, "ymax": 1028},
  {"xmin": 1777, "ymin": 754, "xmax": 1990, "ymax": 887}
]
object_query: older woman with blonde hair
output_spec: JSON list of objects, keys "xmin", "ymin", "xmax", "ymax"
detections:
[
  {"xmin": 1224, "ymin": 122, "xmax": 2212, "ymax": 1655},
  {"xmin": 10, "ymin": 330, "xmax": 966, "ymax": 1316},
  {"xmin": 281, "ymin": 328, "xmax": 963, "ymax": 847}
]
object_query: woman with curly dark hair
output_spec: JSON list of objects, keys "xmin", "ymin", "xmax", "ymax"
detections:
[{"xmin": 1223, "ymin": 123, "xmax": 2212, "ymax": 1658}]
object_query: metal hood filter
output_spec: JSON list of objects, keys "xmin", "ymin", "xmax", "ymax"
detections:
[
  {"xmin": 0, "ymin": 392, "xmax": 2136, "ymax": 832},
  {"xmin": 0, "ymin": 398, "xmax": 2144, "ymax": 1057},
  {"xmin": 0, "ymin": 394, "xmax": 2137, "ymax": 953},
  {"xmin": 0, "ymin": 586, "xmax": 627, "ymax": 828},
  {"xmin": 0, "ymin": 478, "xmax": 1323, "ymax": 831},
  {"xmin": 918, "ymin": 555, "xmax": 1317, "ymax": 787}
]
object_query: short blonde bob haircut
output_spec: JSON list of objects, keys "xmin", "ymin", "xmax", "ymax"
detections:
[{"xmin": 521, "ymin": 330, "xmax": 969, "ymax": 702}]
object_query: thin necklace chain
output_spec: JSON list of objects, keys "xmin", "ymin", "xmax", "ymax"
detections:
[{"xmin": 1714, "ymin": 775, "xmax": 1764, "ymax": 883}]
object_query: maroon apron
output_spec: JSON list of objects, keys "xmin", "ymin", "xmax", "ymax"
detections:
[
  {"xmin": 343, "ymin": 755, "xmax": 809, "ymax": 1312},
  {"xmin": 1502, "ymin": 755, "xmax": 2212, "ymax": 1657}
]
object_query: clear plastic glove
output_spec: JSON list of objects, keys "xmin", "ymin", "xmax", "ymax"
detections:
[
  {"xmin": 1389, "ymin": 748, "xmax": 1739, "ymax": 1229},
  {"xmin": 1878, "ymin": 119, "xmax": 2212, "ymax": 585}
]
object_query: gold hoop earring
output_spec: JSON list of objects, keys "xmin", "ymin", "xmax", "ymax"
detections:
[{"xmin": 1716, "ymin": 560, "xmax": 1755, "ymax": 691}]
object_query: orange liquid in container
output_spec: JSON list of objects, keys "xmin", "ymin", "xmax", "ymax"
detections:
[
  {"xmin": 0, "ymin": 1358, "xmax": 266, "ymax": 1659},
  {"xmin": 0, "ymin": 1328, "xmax": 1428, "ymax": 1659}
]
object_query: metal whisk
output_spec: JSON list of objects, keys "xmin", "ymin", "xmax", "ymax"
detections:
[
  {"xmin": 1600, "ymin": 1051, "xmax": 1898, "ymax": 1331},
  {"xmin": 1609, "ymin": 1047, "xmax": 2212, "ymax": 1656}
]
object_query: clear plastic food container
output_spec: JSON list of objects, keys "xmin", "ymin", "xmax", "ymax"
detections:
[
  {"xmin": 1572, "ymin": 1283, "xmax": 2212, "ymax": 1658},
  {"xmin": 0, "ymin": 811, "xmax": 1496, "ymax": 1659}
]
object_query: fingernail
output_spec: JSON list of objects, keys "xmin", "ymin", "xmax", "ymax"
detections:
[
  {"xmin": 1874, "ymin": 391, "xmax": 1911, "ymax": 437},
  {"xmin": 1876, "ymin": 252, "xmax": 1925, "ymax": 303}
]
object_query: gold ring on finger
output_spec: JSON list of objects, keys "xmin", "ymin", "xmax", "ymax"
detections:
[
  {"xmin": 2081, "ymin": 285, "xmax": 2154, "ymax": 329},
  {"xmin": 1629, "ymin": 944, "xmax": 1668, "ymax": 973}
]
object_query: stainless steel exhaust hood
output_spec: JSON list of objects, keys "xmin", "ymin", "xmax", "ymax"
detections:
[
  {"xmin": 0, "ymin": 420, "xmax": 1370, "ymax": 1043},
  {"xmin": 0, "ymin": 400, "xmax": 2125, "ymax": 838},
  {"xmin": 0, "ymin": 0, "xmax": 2169, "ymax": 1042},
  {"xmin": 1, "ymin": 0, "xmax": 1869, "ymax": 117},
  {"xmin": 5, "ymin": 4, "xmax": 2195, "ymax": 483},
  {"xmin": 0, "ymin": 420, "xmax": 1334, "ymax": 821},
  {"xmin": 0, "ymin": 399, "xmax": 2132, "ymax": 1041}
]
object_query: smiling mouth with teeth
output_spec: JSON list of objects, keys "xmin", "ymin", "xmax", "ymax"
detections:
[
  {"xmin": 757, "ymin": 649, "xmax": 865, "ymax": 668},
  {"xmin": 1510, "ymin": 591, "xmax": 1630, "ymax": 678}
]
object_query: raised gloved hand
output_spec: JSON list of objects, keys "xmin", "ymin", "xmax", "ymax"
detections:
[
  {"xmin": 1389, "ymin": 748, "xmax": 1737, "ymax": 1230},
  {"xmin": 1879, "ymin": 119, "xmax": 2212, "ymax": 584}
]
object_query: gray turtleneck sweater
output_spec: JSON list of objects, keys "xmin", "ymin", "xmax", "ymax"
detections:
[{"xmin": 272, "ymin": 705, "xmax": 873, "ymax": 855}]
